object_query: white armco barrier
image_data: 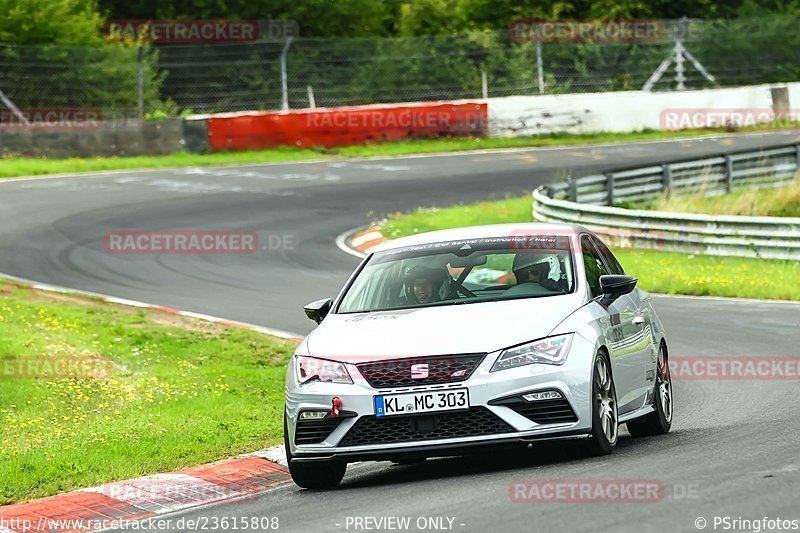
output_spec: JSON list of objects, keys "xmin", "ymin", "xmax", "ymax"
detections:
[{"xmin": 488, "ymin": 82, "xmax": 800, "ymax": 137}]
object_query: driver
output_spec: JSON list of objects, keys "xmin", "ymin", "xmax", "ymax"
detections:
[
  {"xmin": 404, "ymin": 265, "xmax": 450, "ymax": 305},
  {"xmin": 512, "ymin": 253, "xmax": 564, "ymax": 292}
]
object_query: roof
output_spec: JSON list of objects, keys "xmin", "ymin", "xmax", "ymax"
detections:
[{"xmin": 370, "ymin": 222, "xmax": 588, "ymax": 253}]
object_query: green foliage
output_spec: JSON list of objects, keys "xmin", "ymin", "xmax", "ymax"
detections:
[
  {"xmin": 0, "ymin": 129, "xmax": 728, "ymax": 177},
  {"xmin": 0, "ymin": 281, "xmax": 294, "ymax": 503},
  {"xmin": 0, "ymin": 0, "xmax": 105, "ymax": 45},
  {"xmin": 97, "ymin": 0, "xmax": 398, "ymax": 37},
  {"xmin": 0, "ymin": 42, "xmax": 164, "ymax": 113},
  {"xmin": 378, "ymin": 194, "xmax": 800, "ymax": 301},
  {"xmin": 4, "ymin": 0, "xmax": 800, "ymax": 115}
]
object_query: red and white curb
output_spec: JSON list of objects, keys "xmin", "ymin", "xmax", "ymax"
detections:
[
  {"xmin": 0, "ymin": 456, "xmax": 291, "ymax": 532},
  {"xmin": 0, "ymin": 272, "xmax": 300, "ymax": 530},
  {"xmin": 335, "ymin": 226, "xmax": 388, "ymax": 258}
]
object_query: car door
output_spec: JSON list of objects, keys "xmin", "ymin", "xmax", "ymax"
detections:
[
  {"xmin": 580, "ymin": 235, "xmax": 642, "ymax": 416},
  {"xmin": 591, "ymin": 235, "xmax": 656, "ymax": 411}
]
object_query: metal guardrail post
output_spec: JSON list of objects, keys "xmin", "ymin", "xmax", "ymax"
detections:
[
  {"xmin": 568, "ymin": 178, "xmax": 577, "ymax": 202},
  {"xmin": 724, "ymin": 155, "xmax": 734, "ymax": 193},
  {"xmin": 280, "ymin": 37, "xmax": 295, "ymax": 112},
  {"xmin": 662, "ymin": 164, "xmax": 672, "ymax": 198},
  {"xmin": 795, "ymin": 144, "xmax": 800, "ymax": 171},
  {"xmin": 606, "ymin": 173, "xmax": 615, "ymax": 206},
  {"xmin": 137, "ymin": 46, "xmax": 144, "ymax": 120}
]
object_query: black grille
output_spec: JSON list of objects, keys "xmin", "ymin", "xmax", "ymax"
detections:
[
  {"xmin": 339, "ymin": 407, "xmax": 513, "ymax": 446},
  {"xmin": 356, "ymin": 354, "xmax": 485, "ymax": 388},
  {"xmin": 295, "ymin": 416, "xmax": 346, "ymax": 445},
  {"xmin": 507, "ymin": 399, "xmax": 578, "ymax": 425}
]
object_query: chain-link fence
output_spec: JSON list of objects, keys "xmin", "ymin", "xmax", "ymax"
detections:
[{"xmin": 1, "ymin": 16, "xmax": 800, "ymax": 117}]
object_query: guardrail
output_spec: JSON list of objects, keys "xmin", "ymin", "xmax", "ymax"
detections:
[{"xmin": 533, "ymin": 143, "xmax": 800, "ymax": 260}]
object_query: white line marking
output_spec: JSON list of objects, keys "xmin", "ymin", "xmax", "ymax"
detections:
[
  {"xmin": 2, "ymin": 131, "xmax": 797, "ymax": 185},
  {"xmin": 240, "ymin": 445, "xmax": 287, "ymax": 466},
  {"xmin": 0, "ymin": 272, "xmax": 305, "ymax": 339},
  {"xmin": 651, "ymin": 293, "xmax": 800, "ymax": 306},
  {"xmin": 335, "ymin": 227, "xmax": 368, "ymax": 259}
]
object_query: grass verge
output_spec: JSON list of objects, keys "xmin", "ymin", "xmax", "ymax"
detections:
[
  {"xmin": 1, "ymin": 128, "xmax": 737, "ymax": 179},
  {"xmin": 379, "ymin": 196, "xmax": 800, "ymax": 301},
  {"xmin": 648, "ymin": 177, "xmax": 800, "ymax": 217},
  {"xmin": 0, "ymin": 280, "xmax": 295, "ymax": 504}
]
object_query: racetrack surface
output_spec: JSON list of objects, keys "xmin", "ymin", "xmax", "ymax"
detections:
[{"xmin": 1, "ymin": 132, "xmax": 799, "ymax": 532}]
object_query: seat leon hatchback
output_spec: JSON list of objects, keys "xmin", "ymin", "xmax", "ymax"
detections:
[{"xmin": 284, "ymin": 223, "xmax": 673, "ymax": 488}]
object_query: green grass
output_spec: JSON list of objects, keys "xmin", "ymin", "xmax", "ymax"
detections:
[
  {"xmin": 0, "ymin": 281, "xmax": 295, "ymax": 504},
  {"xmin": 648, "ymin": 177, "xmax": 800, "ymax": 217},
  {"xmin": 1, "ymin": 128, "xmax": 735, "ymax": 179},
  {"xmin": 379, "ymin": 195, "xmax": 800, "ymax": 301}
]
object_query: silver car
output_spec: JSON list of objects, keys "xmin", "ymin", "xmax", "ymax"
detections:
[{"xmin": 284, "ymin": 223, "xmax": 673, "ymax": 488}]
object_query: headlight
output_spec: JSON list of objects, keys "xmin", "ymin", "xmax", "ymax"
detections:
[
  {"xmin": 296, "ymin": 356, "xmax": 353, "ymax": 385},
  {"xmin": 491, "ymin": 334, "xmax": 574, "ymax": 372}
]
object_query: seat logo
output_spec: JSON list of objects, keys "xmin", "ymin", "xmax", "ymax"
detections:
[{"xmin": 410, "ymin": 363, "xmax": 429, "ymax": 379}]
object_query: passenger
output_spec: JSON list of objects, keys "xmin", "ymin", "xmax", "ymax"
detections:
[{"xmin": 512, "ymin": 253, "xmax": 564, "ymax": 292}]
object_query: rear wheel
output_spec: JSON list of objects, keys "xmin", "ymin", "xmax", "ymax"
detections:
[
  {"xmin": 579, "ymin": 352, "xmax": 619, "ymax": 456},
  {"xmin": 627, "ymin": 343, "xmax": 673, "ymax": 437},
  {"xmin": 284, "ymin": 412, "xmax": 346, "ymax": 489}
]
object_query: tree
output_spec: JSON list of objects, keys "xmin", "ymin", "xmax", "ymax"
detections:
[{"xmin": 0, "ymin": 0, "xmax": 105, "ymax": 45}]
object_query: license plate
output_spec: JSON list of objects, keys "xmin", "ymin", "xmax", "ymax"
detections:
[{"xmin": 374, "ymin": 389, "xmax": 469, "ymax": 417}]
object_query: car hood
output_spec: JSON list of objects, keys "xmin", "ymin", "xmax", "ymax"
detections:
[{"xmin": 305, "ymin": 294, "xmax": 583, "ymax": 362}]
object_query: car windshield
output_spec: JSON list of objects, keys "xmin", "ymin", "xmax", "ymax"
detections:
[{"xmin": 338, "ymin": 235, "xmax": 575, "ymax": 313}]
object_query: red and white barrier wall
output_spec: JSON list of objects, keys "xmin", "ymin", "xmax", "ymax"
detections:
[
  {"xmin": 185, "ymin": 81, "xmax": 800, "ymax": 153},
  {"xmin": 202, "ymin": 101, "xmax": 487, "ymax": 152},
  {"xmin": 488, "ymin": 82, "xmax": 800, "ymax": 136}
]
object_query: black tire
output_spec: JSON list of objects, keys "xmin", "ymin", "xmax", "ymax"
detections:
[
  {"xmin": 627, "ymin": 343, "xmax": 673, "ymax": 437},
  {"xmin": 284, "ymin": 412, "xmax": 346, "ymax": 489},
  {"xmin": 580, "ymin": 351, "xmax": 619, "ymax": 456}
]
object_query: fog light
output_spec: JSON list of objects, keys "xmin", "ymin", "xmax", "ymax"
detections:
[
  {"xmin": 299, "ymin": 411, "xmax": 327, "ymax": 420},
  {"xmin": 522, "ymin": 390, "xmax": 563, "ymax": 402}
]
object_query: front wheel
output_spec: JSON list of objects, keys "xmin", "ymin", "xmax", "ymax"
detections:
[
  {"xmin": 580, "ymin": 352, "xmax": 619, "ymax": 456},
  {"xmin": 284, "ymin": 413, "xmax": 346, "ymax": 489},
  {"xmin": 627, "ymin": 343, "xmax": 673, "ymax": 437}
]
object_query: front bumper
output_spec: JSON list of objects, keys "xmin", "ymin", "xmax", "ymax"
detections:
[{"xmin": 285, "ymin": 335, "xmax": 595, "ymax": 462}]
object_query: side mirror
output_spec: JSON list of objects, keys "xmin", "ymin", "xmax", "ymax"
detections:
[
  {"xmin": 599, "ymin": 275, "xmax": 637, "ymax": 307},
  {"xmin": 304, "ymin": 298, "xmax": 332, "ymax": 324}
]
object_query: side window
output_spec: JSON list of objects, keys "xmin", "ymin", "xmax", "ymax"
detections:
[
  {"xmin": 581, "ymin": 235, "xmax": 609, "ymax": 298},
  {"xmin": 591, "ymin": 236, "xmax": 625, "ymax": 275}
]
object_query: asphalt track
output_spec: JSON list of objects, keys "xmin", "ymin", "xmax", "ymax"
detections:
[{"xmin": 1, "ymin": 132, "xmax": 799, "ymax": 533}]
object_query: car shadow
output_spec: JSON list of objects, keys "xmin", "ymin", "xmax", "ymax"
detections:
[{"xmin": 303, "ymin": 430, "xmax": 689, "ymax": 492}]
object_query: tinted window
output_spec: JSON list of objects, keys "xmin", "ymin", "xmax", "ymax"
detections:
[
  {"xmin": 581, "ymin": 235, "xmax": 609, "ymax": 298},
  {"xmin": 591, "ymin": 236, "xmax": 625, "ymax": 275},
  {"xmin": 337, "ymin": 235, "xmax": 575, "ymax": 313}
]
